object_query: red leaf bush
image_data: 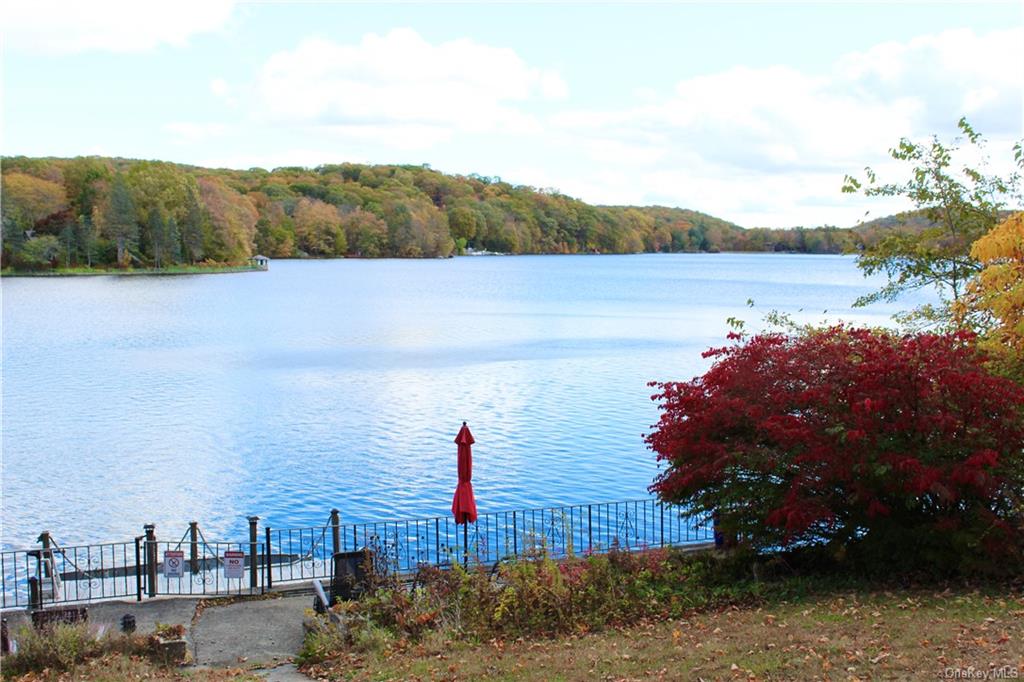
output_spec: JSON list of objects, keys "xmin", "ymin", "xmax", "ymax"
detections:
[{"xmin": 646, "ymin": 327, "xmax": 1024, "ymax": 574}]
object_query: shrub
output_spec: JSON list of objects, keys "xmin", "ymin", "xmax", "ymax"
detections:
[
  {"xmin": 296, "ymin": 616, "xmax": 348, "ymax": 663},
  {"xmin": 1, "ymin": 622, "xmax": 103, "ymax": 676},
  {"xmin": 646, "ymin": 326, "xmax": 1024, "ymax": 574},
  {"xmin": 298, "ymin": 545, "xmax": 768, "ymax": 667},
  {"xmin": 0, "ymin": 621, "xmax": 190, "ymax": 678},
  {"xmin": 152, "ymin": 622, "xmax": 185, "ymax": 640}
]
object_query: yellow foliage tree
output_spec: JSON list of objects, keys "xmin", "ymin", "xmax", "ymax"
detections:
[
  {"xmin": 966, "ymin": 212, "xmax": 1024, "ymax": 373},
  {"xmin": 1, "ymin": 172, "xmax": 68, "ymax": 229},
  {"xmin": 293, "ymin": 198, "xmax": 346, "ymax": 257}
]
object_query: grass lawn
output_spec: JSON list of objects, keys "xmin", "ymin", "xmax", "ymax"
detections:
[{"xmin": 303, "ymin": 587, "xmax": 1024, "ymax": 681}]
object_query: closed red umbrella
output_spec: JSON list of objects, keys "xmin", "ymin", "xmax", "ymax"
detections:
[{"xmin": 451, "ymin": 421, "xmax": 478, "ymax": 524}]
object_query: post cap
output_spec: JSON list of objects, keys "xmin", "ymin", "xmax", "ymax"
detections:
[{"xmin": 247, "ymin": 515, "xmax": 259, "ymax": 522}]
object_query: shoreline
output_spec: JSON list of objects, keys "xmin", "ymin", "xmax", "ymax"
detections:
[
  {"xmin": 1, "ymin": 264, "xmax": 266, "ymax": 277},
  {"xmin": 0, "ymin": 251, "xmax": 856, "ymax": 277}
]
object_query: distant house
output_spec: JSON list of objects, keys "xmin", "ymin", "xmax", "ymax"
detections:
[{"xmin": 249, "ymin": 255, "xmax": 270, "ymax": 269}]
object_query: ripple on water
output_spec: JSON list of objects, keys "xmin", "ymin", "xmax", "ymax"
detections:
[{"xmin": 1, "ymin": 255, "xmax": 933, "ymax": 545}]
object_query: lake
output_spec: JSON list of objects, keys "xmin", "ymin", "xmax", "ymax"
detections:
[{"xmin": 0, "ymin": 254, "xmax": 930, "ymax": 547}]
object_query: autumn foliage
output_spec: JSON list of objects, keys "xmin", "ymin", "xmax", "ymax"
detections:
[
  {"xmin": 646, "ymin": 327, "xmax": 1024, "ymax": 572},
  {"xmin": 965, "ymin": 211, "xmax": 1024, "ymax": 377}
]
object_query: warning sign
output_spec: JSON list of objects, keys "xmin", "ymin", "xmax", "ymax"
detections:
[
  {"xmin": 223, "ymin": 551, "xmax": 245, "ymax": 579},
  {"xmin": 164, "ymin": 550, "xmax": 184, "ymax": 578}
]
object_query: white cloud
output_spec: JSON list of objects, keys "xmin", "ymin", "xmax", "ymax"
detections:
[
  {"xmin": 166, "ymin": 25, "xmax": 1021, "ymax": 228},
  {"xmin": 209, "ymin": 77, "xmax": 239, "ymax": 108},
  {"xmin": 544, "ymin": 27, "xmax": 1024, "ymax": 226},
  {"xmin": 583, "ymin": 139, "xmax": 667, "ymax": 167},
  {"xmin": 255, "ymin": 29, "xmax": 563, "ymax": 145},
  {"xmin": 210, "ymin": 78, "xmax": 230, "ymax": 98},
  {"xmin": 163, "ymin": 122, "xmax": 228, "ymax": 144},
  {"xmin": 834, "ymin": 28, "xmax": 1023, "ymax": 136},
  {"xmin": 2, "ymin": 0, "xmax": 236, "ymax": 54},
  {"xmin": 199, "ymin": 149, "xmax": 356, "ymax": 172},
  {"xmin": 320, "ymin": 124, "xmax": 454, "ymax": 151},
  {"xmin": 539, "ymin": 72, "xmax": 569, "ymax": 100},
  {"xmin": 552, "ymin": 64, "xmax": 924, "ymax": 175}
]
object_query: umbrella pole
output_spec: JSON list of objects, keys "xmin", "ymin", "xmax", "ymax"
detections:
[{"xmin": 463, "ymin": 521, "xmax": 469, "ymax": 569}]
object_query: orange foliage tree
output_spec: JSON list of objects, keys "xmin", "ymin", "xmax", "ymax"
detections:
[{"xmin": 197, "ymin": 177, "xmax": 258, "ymax": 263}]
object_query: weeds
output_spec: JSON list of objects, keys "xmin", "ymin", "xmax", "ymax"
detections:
[
  {"xmin": 298, "ymin": 545, "xmax": 772, "ymax": 666},
  {"xmin": 0, "ymin": 620, "xmax": 190, "ymax": 679}
]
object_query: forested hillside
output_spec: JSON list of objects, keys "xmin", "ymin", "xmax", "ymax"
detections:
[{"xmin": 3, "ymin": 156, "xmax": 868, "ymax": 270}]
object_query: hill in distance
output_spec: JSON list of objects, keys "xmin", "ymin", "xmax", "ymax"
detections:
[{"xmin": 2, "ymin": 155, "xmax": 899, "ymax": 270}]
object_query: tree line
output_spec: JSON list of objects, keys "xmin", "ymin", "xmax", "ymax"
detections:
[{"xmin": 3, "ymin": 155, "xmax": 887, "ymax": 270}]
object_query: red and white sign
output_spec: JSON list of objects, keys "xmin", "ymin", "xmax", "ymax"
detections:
[
  {"xmin": 164, "ymin": 550, "xmax": 184, "ymax": 578},
  {"xmin": 223, "ymin": 551, "xmax": 245, "ymax": 579}
]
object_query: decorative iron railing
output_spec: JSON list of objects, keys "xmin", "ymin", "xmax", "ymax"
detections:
[{"xmin": 1, "ymin": 498, "xmax": 712, "ymax": 609}]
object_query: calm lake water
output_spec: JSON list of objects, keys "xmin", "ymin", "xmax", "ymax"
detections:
[{"xmin": 1, "ymin": 255, "xmax": 930, "ymax": 547}]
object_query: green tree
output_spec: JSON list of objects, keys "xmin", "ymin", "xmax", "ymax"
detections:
[
  {"xmin": 181, "ymin": 185, "xmax": 205, "ymax": 264},
  {"xmin": 842, "ymin": 118, "xmax": 1022, "ymax": 328},
  {"xmin": 62, "ymin": 156, "xmax": 111, "ymax": 219},
  {"xmin": 102, "ymin": 173, "xmax": 138, "ymax": 266},
  {"xmin": 447, "ymin": 205, "xmax": 480, "ymax": 242},
  {"xmin": 689, "ymin": 224, "xmax": 710, "ymax": 251},
  {"xmin": 2, "ymin": 212, "xmax": 26, "ymax": 266},
  {"xmin": 340, "ymin": 208, "xmax": 387, "ymax": 257},
  {"xmin": 166, "ymin": 216, "xmax": 182, "ymax": 264},
  {"xmin": 254, "ymin": 215, "xmax": 295, "ymax": 257},
  {"xmin": 76, "ymin": 214, "xmax": 96, "ymax": 267},
  {"xmin": 125, "ymin": 161, "xmax": 192, "ymax": 224},
  {"xmin": 60, "ymin": 221, "xmax": 76, "ymax": 267},
  {"xmin": 20, "ymin": 235, "xmax": 61, "ymax": 269},
  {"xmin": 146, "ymin": 207, "xmax": 169, "ymax": 268}
]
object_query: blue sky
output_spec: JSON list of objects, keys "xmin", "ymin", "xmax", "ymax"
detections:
[{"xmin": 3, "ymin": 1, "xmax": 1022, "ymax": 227}]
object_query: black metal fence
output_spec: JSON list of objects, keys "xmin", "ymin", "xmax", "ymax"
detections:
[
  {"xmin": 0, "ymin": 535, "xmax": 263, "ymax": 609},
  {"xmin": 2, "ymin": 498, "xmax": 712, "ymax": 609},
  {"xmin": 1, "ymin": 539, "xmax": 139, "ymax": 609}
]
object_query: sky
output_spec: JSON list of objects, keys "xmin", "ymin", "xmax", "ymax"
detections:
[{"xmin": 2, "ymin": 1, "xmax": 1022, "ymax": 228}]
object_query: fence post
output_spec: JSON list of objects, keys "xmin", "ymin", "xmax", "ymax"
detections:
[
  {"xmin": 134, "ymin": 536, "xmax": 143, "ymax": 601},
  {"xmin": 265, "ymin": 527, "xmax": 273, "ymax": 589},
  {"xmin": 144, "ymin": 524, "xmax": 157, "ymax": 597},
  {"xmin": 330, "ymin": 509, "xmax": 341, "ymax": 558},
  {"xmin": 28, "ymin": 577, "xmax": 41, "ymax": 611},
  {"xmin": 37, "ymin": 531, "xmax": 52, "ymax": 579},
  {"xmin": 587, "ymin": 505, "xmax": 593, "ymax": 553},
  {"xmin": 512, "ymin": 511, "xmax": 518, "ymax": 556},
  {"xmin": 189, "ymin": 522, "xmax": 199, "ymax": 573},
  {"xmin": 660, "ymin": 503, "xmax": 665, "ymax": 547},
  {"xmin": 247, "ymin": 516, "xmax": 259, "ymax": 591}
]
